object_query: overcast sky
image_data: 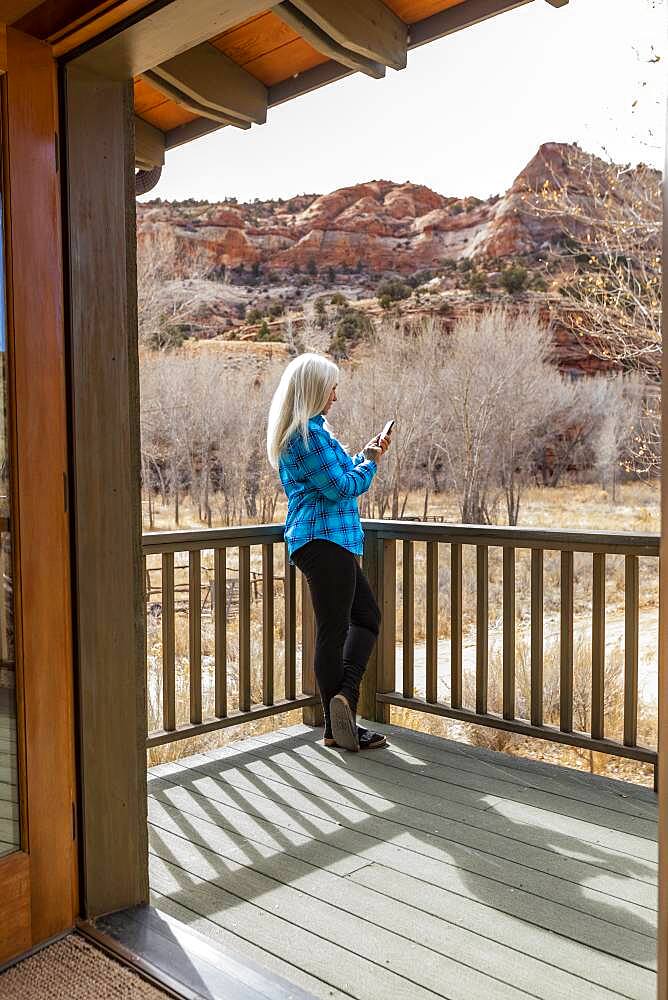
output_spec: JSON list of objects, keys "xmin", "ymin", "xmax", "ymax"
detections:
[{"xmin": 140, "ymin": 0, "xmax": 665, "ymax": 204}]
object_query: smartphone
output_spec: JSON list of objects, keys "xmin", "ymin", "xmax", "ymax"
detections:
[{"xmin": 381, "ymin": 419, "xmax": 395, "ymax": 438}]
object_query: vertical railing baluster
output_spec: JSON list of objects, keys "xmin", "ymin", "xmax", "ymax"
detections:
[
  {"xmin": 426, "ymin": 541, "xmax": 438, "ymax": 704},
  {"xmin": 162, "ymin": 552, "xmax": 176, "ymax": 732},
  {"xmin": 238, "ymin": 544, "xmax": 251, "ymax": 713},
  {"xmin": 262, "ymin": 543, "xmax": 275, "ymax": 707},
  {"xmin": 591, "ymin": 552, "xmax": 606, "ymax": 740},
  {"xmin": 189, "ymin": 549, "xmax": 202, "ymax": 725},
  {"xmin": 403, "ymin": 539, "xmax": 414, "ymax": 698},
  {"xmin": 476, "ymin": 545, "xmax": 488, "ymax": 715},
  {"xmin": 380, "ymin": 539, "xmax": 397, "ymax": 708},
  {"xmin": 450, "ymin": 543, "xmax": 463, "ymax": 709},
  {"xmin": 214, "ymin": 547, "xmax": 227, "ymax": 718},
  {"xmin": 502, "ymin": 546, "xmax": 515, "ymax": 720},
  {"xmin": 284, "ymin": 544, "xmax": 296, "ymax": 701},
  {"xmin": 624, "ymin": 554, "xmax": 639, "ymax": 747},
  {"xmin": 560, "ymin": 550, "xmax": 574, "ymax": 733},
  {"xmin": 530, "ymin": 548, "xmax": 544, "ymax": 727}
]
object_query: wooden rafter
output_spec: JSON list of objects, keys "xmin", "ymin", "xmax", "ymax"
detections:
[
  {"xmin": 286, "ymin": 0, "xmax": 408, "ymax": 70},
  {"xmin": 142, "ymin": 70, "xmax": 250, "ymax": 129},
  {"xmin": 545, "ymin": 0, "xmax": 568, "ymax": 6},
  {"xmin": 273, "ymin": 2, "xmax": 387, "ymax": 78},
  {"xmin": 149, "ymin": 43, "xmax": 267, "ymax": 125}
]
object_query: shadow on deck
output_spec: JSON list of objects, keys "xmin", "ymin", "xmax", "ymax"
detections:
[{"xmin": 145, "ymin": 721, "xmax": 658, "ymax": 1000}]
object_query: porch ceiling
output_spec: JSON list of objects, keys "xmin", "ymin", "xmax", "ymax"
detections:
[{"xmin": 9, "ymin": 0, "xmax": 569, "ymax": 168}]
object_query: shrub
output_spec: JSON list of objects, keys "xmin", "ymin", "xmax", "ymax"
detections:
[
  {"xmin": 328, "ymin": 305, "xmax": 372, "ymax": 357},
  {"xmin": 501, "ymin": 263, "xmax": 529, "ymax": 295},
  {"xmin": 245, "ymin": 307, "xmax": 263, "ymax": 324},
  {"xmin": 376, "ymin": 277, "xmax": 411, "ymax": 302},
  {"xmin": 468, "ymin": 270, "xmax": 487, "ymax": 294},
  {"xmin": 330, "ymin": 292, "xmax": 347, "ymax": 306},
  {"xmin": 257, "ymin": 319, "xmax": 271, "ymax": 341}
]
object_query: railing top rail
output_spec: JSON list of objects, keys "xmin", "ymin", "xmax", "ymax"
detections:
[
  {"xmin": 141, "ymin": 519, "xmax": 660, "ymax": 557},
  {"xmin": 142, "ymin": 523, "xmax": 285, "ymax": 553},
  {"xmin": 362, "ymin": 519, "xmax": 660, "ymax": 556}
]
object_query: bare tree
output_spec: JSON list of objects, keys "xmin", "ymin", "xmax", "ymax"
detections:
[
  {"xmin": 435, "ymin": 307, "xmax": 575, "ymax": 525},
  {"xmin": 528, "ymin": 146, "xmax": 661, "ymax": 374},
  {"xmin": 138, "ymin": 227, "xmax": 213, "ymax": 351}
]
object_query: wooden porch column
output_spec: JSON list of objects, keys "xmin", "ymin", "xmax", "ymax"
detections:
[{"xmin": 63, "ymin": 64, "xmax": 148, "ymax": 917}]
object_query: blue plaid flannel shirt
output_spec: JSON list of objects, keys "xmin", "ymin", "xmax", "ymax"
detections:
[{"xmin": 279, "ymin": 414, "xmax": 377, "ymax": 558}]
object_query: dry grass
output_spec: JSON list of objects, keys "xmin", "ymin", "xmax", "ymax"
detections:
[{"xmin": 392, "ymin": 631, "xmax": 657, "ymax": 788}]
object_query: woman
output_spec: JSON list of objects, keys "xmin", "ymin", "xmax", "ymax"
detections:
[{"xmin": 267, "ymin": 353, "xmax": 391, "ymax": 752}]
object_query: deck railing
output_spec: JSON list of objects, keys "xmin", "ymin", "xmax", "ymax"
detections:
[{"xmin": 143, "ymin": 520, "xmax": 659, "ymax": 774}]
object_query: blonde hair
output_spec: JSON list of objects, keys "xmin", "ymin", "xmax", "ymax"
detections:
[{"xmin": 266, "ymin": 353, "xmax": 339, "ymax": 469}]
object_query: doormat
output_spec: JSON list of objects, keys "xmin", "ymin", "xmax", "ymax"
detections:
[{"xmin": 0, "ymin": 934, "xmax": 173, "ymax": 999}]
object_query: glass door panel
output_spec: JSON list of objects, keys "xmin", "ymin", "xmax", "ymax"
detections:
[{"xmin": 0, "ymin": 149, "xmax": 19, "ymax": 857}]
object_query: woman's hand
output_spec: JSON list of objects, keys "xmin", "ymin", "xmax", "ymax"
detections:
[{"xmin": 363, "ymin": 444, "xmax": 383, "ymax": 465}]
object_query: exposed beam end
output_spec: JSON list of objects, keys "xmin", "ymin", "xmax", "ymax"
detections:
[
  {"xmin": 274, "ymin": 2, "xmax": 387, "ymax": 78},
  {"xmin": 545, "ymin": 0, "xmax": 569, "ymax": 6},
  {"xmin": 289, "ymin": 0, "xmax": 408, "ymax": 71},
  {"xmin": 134, "ymin": 116, "xmax": 165, "ymax": 169}
]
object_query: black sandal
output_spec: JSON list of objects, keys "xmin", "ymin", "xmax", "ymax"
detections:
[
  {"xmin": 324, "ymin": 726, "xmax": 388, "ymax": 750},
  {"xmin": 357, "ymin": 727, "xmax": 388, "ymax": 750}
]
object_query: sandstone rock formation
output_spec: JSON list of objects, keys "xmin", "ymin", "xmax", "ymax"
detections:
[{"xmin": 137, "ymin": 142, "xmax": 609, "ymax": 277}]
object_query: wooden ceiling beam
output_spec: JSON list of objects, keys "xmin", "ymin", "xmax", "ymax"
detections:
[
  {"xmin": 72, "ymin": 0, "xmax": 267, "ymax": 80},
  {"xmin": 273, "ymin": 2, "xmax": 386, "ymax": 79},
  {"xmin": 141, "ymin": 70, "xmax": 251, "ymax": 128},
  {"xmin": 285, "ymin": 0, "xmax": 407, "ymax": 70},
  {"xmin": 408, "ymin": 0, "xmax": 533, "ymax": 47},
  {"xmin": 149, "ymin": 42, "xmax": 267, "ymax": 125},
  {"xmin": 545, "ymin": 0, "xmax": 568, "ymax": 6}
]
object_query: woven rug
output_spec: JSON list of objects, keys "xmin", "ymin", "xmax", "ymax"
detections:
[{"xmin": 0, "ymin": 934, "xmax": 172, "ymax": 999}]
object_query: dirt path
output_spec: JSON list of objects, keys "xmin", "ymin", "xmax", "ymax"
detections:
[{"xmin": 397, "ymin": 607, "xmax": 659, "ymax": 705}]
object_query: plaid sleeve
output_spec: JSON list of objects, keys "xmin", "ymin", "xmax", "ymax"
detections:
[
  {"xmin": 352, "ymin": 451, "xmax": 366, "ymax": 466},
  {"xmin": 299, "ymin": 426, "xmax": 376, "ymax": 500}
]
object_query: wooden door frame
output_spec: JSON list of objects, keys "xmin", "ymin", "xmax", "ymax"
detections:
[{"xmin": 0, "ymin": 27, "xmax": 78, "ymax": 963}]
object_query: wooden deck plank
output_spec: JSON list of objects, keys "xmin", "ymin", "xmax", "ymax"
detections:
[
  {"xmin": 352, "ymin": 865, "xmax": 655, "ymax": 1000},
  {"xmin": 148, "ymin": 798, "xmax": 638, "ymax": 1000},
  {"xmin": 244, "ymin": 733, "xmax": 656, "ymax": 838},
  {"xmin": 285, "ymin": 726, "xmax": 658, "ymax": 822},
  {"xmin": 150, "ymin": 855, "xmax": 448, "ymax": 1000},
  {"xmin": 149, "ymin": 829, "xmax": 537, "ymax": 1000},
  {"xmin": 148, "ymin": 778, "xmax": 372, "ymax": 877},
  {"xmin": 183, "ymin": 741, "xmax": 657, "ymax": 907},
  {"xmin": 151, "ymin": 891, "xmax": 353, "ymax": 1000},
  {"xmin": 147, "ymin": 781, "xmax": 652, "ymax": 999},
  {"xmin": 196, "ymin": 737, "xmax": 658, "ymax": 872},
  {"xmin": 281, "ymin": 721, "xmax": 658, "ymax": 811},
  {"xmin": 148, "ymin": 723, "xmax": 658, "ymax": 999},
  {"xmin": 147, "ymin": 756, "xmax": 657, "ymax": 959}
]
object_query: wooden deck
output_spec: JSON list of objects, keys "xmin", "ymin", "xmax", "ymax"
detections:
[
  {"xmin": 147, "ymin": 722, "xmax": 658, "ymax": 1000},
  {"xmin": 0, "ymin": 689, "xmax": 19, "ymax": 856}
]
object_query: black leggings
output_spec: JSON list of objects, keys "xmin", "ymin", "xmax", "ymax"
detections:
[{"xmin": 292, "ymin": 539, "xmax": 381, "ymax": 737}]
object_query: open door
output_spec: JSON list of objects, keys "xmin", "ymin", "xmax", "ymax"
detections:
[{"xmin": 0, "ymin": 27, "xmax": 77, "ymax": 964}]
